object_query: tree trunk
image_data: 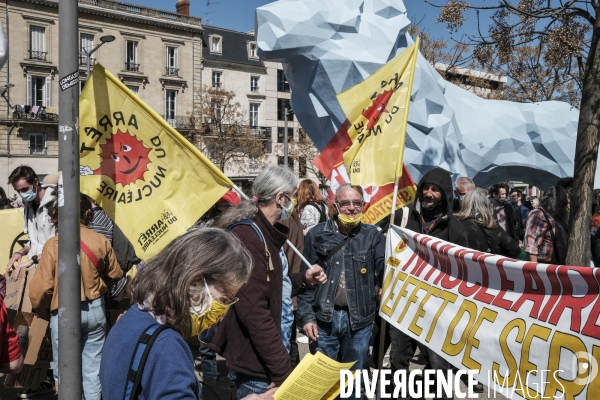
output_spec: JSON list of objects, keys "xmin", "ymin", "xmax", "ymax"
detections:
[{"xmin": 565, "ymin": 12, "xmax": 600, "ymax": 267}]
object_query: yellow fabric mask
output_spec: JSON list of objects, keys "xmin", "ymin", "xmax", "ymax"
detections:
[
  {"xmin": 190, "ymin": 300, "xmax": 230, "ymax": 337},
  {"xmin": 337, "ymin": 212, "xmax": 362, "ymax": 228},
  {"xmin": 189, "ymin": 279, "xmax": 233, "ymax": 337}
]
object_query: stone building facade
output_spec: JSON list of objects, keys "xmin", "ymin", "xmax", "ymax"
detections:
[
  {"xmin": 0, "ymin": 0, "xmax": 203, "ymax": 194},
  {"xmin": 200, "ymin": 25, "xmax": 303, "ymax": 187}
]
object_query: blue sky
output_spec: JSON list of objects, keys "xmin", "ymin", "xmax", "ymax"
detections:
[{"xmin": 126, "ymin": 0, "xmax": 477, "ymax": 41}]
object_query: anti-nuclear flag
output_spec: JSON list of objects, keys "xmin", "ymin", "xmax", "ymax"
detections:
[
  {"xmin": 314, "ymin": 120, "xmax": 417, "ymax": 225},
  {"xmin": 79, "ymin": 64, "xmax": 232, "ymax": 259},
  {"xmin": 383, "ymin": 225, "xmax": 600, "ymax": 400},
  {"xmin": 0, "ymin": 208, "xmax": 28, "ymax": 274},
  {"xmin": 340, "ymin": 39, "xmax": 419, "ymax": 186}
]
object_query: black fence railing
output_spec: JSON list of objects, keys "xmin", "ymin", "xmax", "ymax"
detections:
[
  {"xmin": 165, "ymin": 67, "xmax": 179, "ymax": 76},
  {"xmin": 125, "ymin": 62, "xmax": 140, "ymax": 72},
  {"xmin": 29, "ymin": 50, "xmax": 47, "ymax": 61},
  {"xmin": 161, "ymin": 115, "xmax": 193, "ymax": 129},
  {"xmin": 79, "ymin": 56, "xmax": 96, "ymax": 67}
]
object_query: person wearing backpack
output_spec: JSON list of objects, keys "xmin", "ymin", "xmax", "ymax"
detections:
[
  {"xmin": 297, "ymin": 179, "xmax": 329, "ymax": 234},
  {"xmin": 211, "ymin": 166, "xmax": 327, "ymax": 398}
]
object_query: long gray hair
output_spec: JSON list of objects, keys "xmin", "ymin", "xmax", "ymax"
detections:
[
  {"xmin": 217, "ymin": 165, "xmax": 297, "ymax": 228},
  {"xmin": 455, "ymin": 188, "xmax": 497, "ymax": 229},
  {"xmin": 132, "ymin": 228, "xmax": 252, "ymax": 335}
]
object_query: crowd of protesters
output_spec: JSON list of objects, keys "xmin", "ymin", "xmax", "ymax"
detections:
[{"xmin": 0, "ymin": 163, "xmax": 593, "ymax": 400}]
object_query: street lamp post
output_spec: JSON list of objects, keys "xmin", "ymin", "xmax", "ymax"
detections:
[
  {"xmin": 83, "ymin": 34, "xmax": 115, "ymax": 78},
  {"xmin": 283, "ymin": 107, "xmax": 292, "ymax": 169}
]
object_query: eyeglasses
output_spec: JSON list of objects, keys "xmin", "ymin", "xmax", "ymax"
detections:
[
  {"xmin": 337, "ymin": 200, "xmax": 364, "ymax": 209},
  {"xmin": 204, "ymin": 279, "xmax": 239, "ymax": 307}
]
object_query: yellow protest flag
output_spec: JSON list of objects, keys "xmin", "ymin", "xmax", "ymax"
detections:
[
  {"xmin": 0, "ymin": 208, "xmax": 28, "ymax": 274},
  {"xmin": 79, "ymin": 64, "xmax": 233, "ymax": 259},
  {"xmin": 340, "ymin": 38, "xmax": 420, "ymax": 186}
]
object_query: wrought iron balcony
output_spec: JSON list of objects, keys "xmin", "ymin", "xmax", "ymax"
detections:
[
  {"xmin": 12, "ymin": 105, "xmax": 57, "ymax": 121},
  {"xmin": 80, "ymin": 56, "xmax": 96, "ymax": 66},
  {"xmin": 125, "ymin": 62, "xmax": 140, "ymax": 72},
  {"xmin": 29, "ymin": 146, "xmax": 47, "ymax": 155},
  {"xmin": 161, "ymin": 115, "xmax": 193, "ymax": 129},
  {"xmin": 165, "ymin": 67, "xmax": 179, "ymax": 76},
  {"xmin": 29, "ymin": 50, "xmax": 47, "ymax": 61}
]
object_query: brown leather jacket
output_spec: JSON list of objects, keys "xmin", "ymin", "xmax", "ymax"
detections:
[
  {"xmin": 209, "ymin": 210, "xmax": 310, "ymax": 385},
  {"xmin": 29, "ymin": 225, "xmax": 123, "ymax": 320}
]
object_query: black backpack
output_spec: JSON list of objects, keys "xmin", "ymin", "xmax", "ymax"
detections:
[{"xmin": 309, "ymin": 202, "xmax": 328, "ymax": 223}]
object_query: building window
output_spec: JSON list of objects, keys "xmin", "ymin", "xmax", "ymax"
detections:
[
  {"xmin": 250, "ymin": 76, "xmax": 259, "ymax": 92},
  {"xmin": 248, "ymin": 41, "xmax": 258, "ymax": 59},
  {"xmin": 29, "ymin": 26, "xmax": 46, "ymax": 61},
  {"xmin": 29, "ymin": 133, "xmax": 46, "ymax": 155},
  {"xmin": 299, "ymin": 157, "xmax": 307, "ymax": 178},
  {"xmin": 27, "ymin": 76, "xmax": 51, "ymax": 107},
  {"xmin": 277, "ymin": 127, "xmax": 294, "ymax": 143},
  {"xmin": 166, "ymin": 46, "xmax": 178, "ymax": 76},
  {"xmin": 125, "ymin": 40, "xmax": 139, "ymax": 71},
  {"xmin": 277, "ymin": 99, "xmax": 293, "ymax": 121},
  {"xmin": 212, "ymin": 71, "xmax": 222, "ymax": 87},
  {"xmin": 249, "ymin": 103, "xmax": 260, "ymax": 127},
  {"xmin": 210, "ymin": 35, "xmax": 222, "ymax": 53},
  {"xmin": 80, "ymin": 33, "xmax": 94, "ymax": 67},
  {"xmin": 165, "ymin": 90, "xmax": 177, "ymax": 126},
  {"xmin": 126, "ymin": 85, "xmax": 139, "ymax": 95},
  {"xmin": 278, "ymin": 156, "xmax": 294, "ymax": 170},
  {"xmin": 277, "ymin": 69, "xmax": 290, "ymax": 92}
]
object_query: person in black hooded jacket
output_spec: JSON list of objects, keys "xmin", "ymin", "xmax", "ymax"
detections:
[{"xmin": 387, "ymin": 167, "xmax": 468, "ymax": 400}]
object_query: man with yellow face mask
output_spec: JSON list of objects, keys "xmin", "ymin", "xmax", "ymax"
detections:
[{"xmin": 297, "ymin": 183, "xmax": 385, "ymax": 396}]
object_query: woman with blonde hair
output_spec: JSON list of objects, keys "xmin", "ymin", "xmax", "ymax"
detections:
[
  {"xmin": 297, "ymin": 179, "xmax": 329, "ymax": 233},
  {"xmin": 455, "ymin": 188, "xmax": 522, "ymax": 258}
]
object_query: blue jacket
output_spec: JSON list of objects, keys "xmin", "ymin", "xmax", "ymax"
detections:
[
  {"xmin": 100, "ymin": 305, "xmax": 201, "ymax": 400},
  {"xmin": 297, "ymin": 218, "xmax": 385, "ymax": 331}
]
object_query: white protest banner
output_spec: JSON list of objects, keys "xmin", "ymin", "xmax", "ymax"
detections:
[{"xmin": 380, "ymin": 225, "xmax": 600, "ymax": 400}]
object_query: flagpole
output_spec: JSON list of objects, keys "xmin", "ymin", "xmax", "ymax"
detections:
[
  {"xmin": 378, "ymin": 37, "xmax": 420, "ymax": 374},
  {"xmin": 232, "ymin": 184, "xmax": 314, "ymax": 269}
]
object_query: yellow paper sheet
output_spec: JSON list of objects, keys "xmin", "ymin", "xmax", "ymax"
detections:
[{"xmin": 273, "ymin": 352, "xmax": 356, "ymax": 400}]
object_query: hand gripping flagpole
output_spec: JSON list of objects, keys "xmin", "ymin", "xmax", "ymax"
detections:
[
  {"xmin": 378, "ymin": 37, "xmax": 420, "ymax": 374},
  {"xmin": 231, "ymin": 185, "xmax": 314, "ymax": 269}
]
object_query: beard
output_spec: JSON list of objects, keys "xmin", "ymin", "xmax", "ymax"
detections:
[{"xmin": 422, "ymin": 197, "xmax": 441, "ymax": 211}]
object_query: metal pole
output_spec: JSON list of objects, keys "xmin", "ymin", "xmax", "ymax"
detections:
[
  {"xmin": 58, "ymin": 0, "xmax": 82, "ymax": 398},
  {"xmin": 283, "ymin": 107, "xmax": 288, "ymax": 168},
  {"xmin": 86, "ymin": 48, "xmax": 90, "ymax": 79}
]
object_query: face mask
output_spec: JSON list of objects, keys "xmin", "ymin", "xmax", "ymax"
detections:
[
  {"xmin": 280, "ymin": 194, "xmax": 295, "ymax": 220},
  {"xmin": 20, "ymin": 186, "xmax": 37, "ymax": 203},
  {"xmin": 189, "ymin": 280, "xmax": 234, "ymax": 337},
  {"xmin": 336, "ymin": 207, "xmax": 362, "ymax": 228}
]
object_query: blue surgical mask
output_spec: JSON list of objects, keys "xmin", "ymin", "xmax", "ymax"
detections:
[
  {"xmin": 282, "ymin": 193, "xmax": 294, "ymax": 213},
  {"xmin": 20, "ymin": 186, "xmax": 37, "ymax": 203}
]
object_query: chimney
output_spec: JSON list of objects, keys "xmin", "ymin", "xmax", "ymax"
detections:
[{"xmin": 176, "ymin": 0, "xmax": 190, "ymax": 15}]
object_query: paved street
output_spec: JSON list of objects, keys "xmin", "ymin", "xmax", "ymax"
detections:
[{"xmin": 0, "ymin": 332, "xmax": 509, "ymax": 400}]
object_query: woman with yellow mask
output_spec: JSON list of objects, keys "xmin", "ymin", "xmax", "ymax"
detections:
[{"xmin": 100, "ymin": 228, "xmax": 271, "ymax": 400}]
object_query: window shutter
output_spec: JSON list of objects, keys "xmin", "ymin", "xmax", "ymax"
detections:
[
  {"xmin": 174, "ymin": 47, "xmax": 178, "ymax": 68},
  {"xmin": 27, "ymin": 76, "xmax": 32, "ymax": 105},
  {"xmin": 45, "ymin": 77, "xmax": 51, "ymax": 106}
]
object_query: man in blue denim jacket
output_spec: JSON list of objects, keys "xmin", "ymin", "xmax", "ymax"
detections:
[{"xmin": 297, "ymin": 184, "xmax": 385, "ymax": 373}]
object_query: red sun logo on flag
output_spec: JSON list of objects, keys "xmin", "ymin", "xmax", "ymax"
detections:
[
  {"xmin": 362, "ymin": 90, "xmax": 393, "ymax": 130},
  {"xmin": 94, "ymin": 129, "xmax": 151, "ymax": 186}
]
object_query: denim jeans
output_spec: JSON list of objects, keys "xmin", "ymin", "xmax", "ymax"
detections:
[
  {"xmin": 199, "ymin": 343, "xmax": 235, "ymax": 382},
  {"xmin": 50, "ymin": 297, "xmax": 106, "ymax": 400},
  {"xmin": 389, "ymin": 325, "xmax": 453, "ymax": 400},
  {"xmin": 235, "ymin": 372, "xmax": 270, "ymax": 399},
  {"xmin": 316, "ymin": 309, "xmax": 373, "ymax": 370}
]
